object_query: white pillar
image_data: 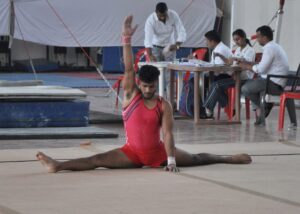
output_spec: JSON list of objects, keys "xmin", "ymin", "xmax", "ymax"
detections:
[
  {"xmin": 9, "ymin": 0, "xmax": 15, "ymax": 48},
  {"xmin": 230, "ymin": 0, "xmax": 235, "ymax": 49}
]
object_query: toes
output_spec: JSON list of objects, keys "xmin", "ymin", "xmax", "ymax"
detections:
[
  {"xmin": 240, "ymin": 154, "xmax": 252, "ymax": 164},
  {"xmin": 36, "ymin": 152, "xmax": 48, "ymax": 163},
  {"xmin": 230, "ymin": 154, "xmax": 252, "ymax": 164},
  {"xmin": 36, "ymin": 152, "xmax": 44, "ymax": 159},
  {"xmin": 36, "ymin": 153, "xmax": 41, "ymax": 160},
  {"xmin": 246, "ymin": 156, "xmax": 252, "ymax": 164}
]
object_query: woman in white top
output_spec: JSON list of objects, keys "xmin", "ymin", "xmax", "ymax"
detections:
[
  {"xmin": 215, "ymin": 29, "xmax": 256, "ymax": 79},
  {"xmin": 203, "ymin": 29, "xmax": 255, "ymax": 117}
]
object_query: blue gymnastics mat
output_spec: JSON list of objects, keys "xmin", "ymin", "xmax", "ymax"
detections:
[
  {"xmin": 0, "ymin": 100, "xmax": 89, "ymax": 128},
  {"xmin": 0, "ymin": 73, "xmax": 115, "ymax": 88}
]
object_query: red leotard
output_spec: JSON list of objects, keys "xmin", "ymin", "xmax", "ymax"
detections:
[{"xmin": 121, "ymin": 92, "xmax": 167, "ymax": 167}]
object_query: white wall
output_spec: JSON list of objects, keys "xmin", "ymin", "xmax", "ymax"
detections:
[{"xmin": 221, "ymin": 0, "xmax": 299, "ymax": 71}]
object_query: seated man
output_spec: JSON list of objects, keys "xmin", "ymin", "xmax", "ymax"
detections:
[
  {"xmin": 239, "ymin": 25, "xmax": 297, "ymax": 127},
  {"xmin": 203, "ymin": 29, "xmax": 255, "ymax": 117},
  {"xmin": 36, "ymin": 15, "xmax": 251, "ymax": 173}
]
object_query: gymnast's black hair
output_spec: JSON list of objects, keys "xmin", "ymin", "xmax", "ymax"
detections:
[{"xmin": 138, "ymin": 65, "xmax": 160, "ymax": 83}]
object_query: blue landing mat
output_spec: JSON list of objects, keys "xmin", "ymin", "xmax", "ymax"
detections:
[
  {"xmin": 0, "ymin": 73, "xmax": 115, "ymax": 88},
  {"xmin": 0, "ymin": 100, "xmax": 89, "ymax": 128}
]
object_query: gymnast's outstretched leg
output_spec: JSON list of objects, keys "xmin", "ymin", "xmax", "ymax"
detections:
[
  {"xmin": 36, "ymin": 149, "xmax": 140, "ymax": 173},
  {"xmin": 171, "ymin": 148, "xmax": 252, "ymax": 167}
]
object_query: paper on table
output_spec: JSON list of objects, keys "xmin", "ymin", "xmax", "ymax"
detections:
[
  {"xmin": 187, "ymin": 59, "xmax": 226, "ymax": 67},
  {"xmin": 176, "ymin": 62, "xmax": 200, "ymax": 66},
  {"xmin": 188, "ymin": 59, "xmax": 210, "ymax": 65}
]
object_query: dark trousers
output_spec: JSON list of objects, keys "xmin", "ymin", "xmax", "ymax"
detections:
[{"xmin": 203, "ymin": 74, "xmax": 240, "ymax": 111}]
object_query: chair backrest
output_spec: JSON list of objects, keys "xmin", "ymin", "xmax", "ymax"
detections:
[
  {"xmin": 291, "ymin": 63, "xmax": 300, "ymax": 92},
  {"xmin": 192, "ymin": 48, "xmax": 208, "ymax": 60},
  {"xmin": 183, "ymin": 48, "xmax": 208, "ymax": 81},
  {"xmin": 134, "ymin": 48, "xmax": 150, "ymax": 72}
]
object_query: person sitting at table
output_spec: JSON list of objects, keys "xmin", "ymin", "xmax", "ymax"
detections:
[
  {"xmin": 202, "ymin": 29, "xmax": 255, "ymax": 118},
  {"xmin": 239, "ymin": 25, "xmax": 297, "ymax": 127}
]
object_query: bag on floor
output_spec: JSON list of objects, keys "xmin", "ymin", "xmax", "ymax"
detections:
[{"xmin": 179, "ymin": 77, "xmax": 206, "ymax": 118}]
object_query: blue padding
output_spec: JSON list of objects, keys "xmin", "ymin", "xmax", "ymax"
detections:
[
  {"xmin": 101, "ymin": 46, "xmax": 192, "ymax": 73},
  {"xmin": 0, "ymin": 73, "xmax": 114, "ymax": 88},
  {"xmin": 102, "ymin": 47, "xmax": 123, "ymax": 72},
  {"xmin": 14, "ymin": 58, "xmax": 59, "ymax": 72},
  {"xmin": 176, "ymin": 48, "xmax": 192, "ymax": 59},
  {"xmin": 26, "ymin": 64, "xmax": 59, "ymax": 72},
  {"xmin": 0, "ymin": 100, "xmax": 89, "ymax": 128},
  {"xmin": 102, "ymin": 46, "xmax": 143, "ymax": 72}
]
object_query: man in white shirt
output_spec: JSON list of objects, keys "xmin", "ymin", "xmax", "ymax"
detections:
[
  {"xmin": 144, "ymin": 2, "xmax": 186, "ymax": 98},
  {"xmin": 240, "ymin": 25, "xmax": 297, "ymax": 127},
  {"xmin": 144, "ymin": 2, "xmax": 186, "ymax": 62},
  {"xmin": 202, "ymin": 30, "xmax": 233, "ymax": 117}
]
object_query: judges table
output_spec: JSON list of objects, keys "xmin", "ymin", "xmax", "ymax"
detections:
[{"xmin": 167, "ymin": 63, "xmax": 243, "ymax": 124}]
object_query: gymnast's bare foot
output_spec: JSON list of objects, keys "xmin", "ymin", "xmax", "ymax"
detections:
[
  {"xmin": 227, "ymin": 153, "xmax": 252, "ymax": 164},
  {"xmin": 36, "ymin": 152, "xmax": 59, "ymax": 173}
]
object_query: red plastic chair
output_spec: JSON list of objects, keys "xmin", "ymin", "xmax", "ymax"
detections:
[
  {"xmin": 193, "ymin": 48, "xmax": 208, "ymax": 60},
  {"xmin": 134, "ymin": 48, "xmax": 150, "ymax": 72},
  {"xmin": 217, "ymin": 87, "xmax": 251, "ymax": 121},
  {"xmin": 112, "ymin": 48, "xmax": 150, "ymax": 109},
  {"xmin": 277, "ymin": 64, "xmax": 300, "ymax": 130},
  {"xmin": 183, "ymin": 48, "xmax": 208, "ymax": 81}
]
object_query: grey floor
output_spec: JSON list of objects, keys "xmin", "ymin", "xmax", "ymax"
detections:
[{"xmin": 1, "ymin": 88, "xmax": 300, "ymax": 214}]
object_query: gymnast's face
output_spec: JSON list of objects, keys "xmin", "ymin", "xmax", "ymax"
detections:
[{"xmin": 139, "ymin": 81, "xmax": 157, "ymax": 100}]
